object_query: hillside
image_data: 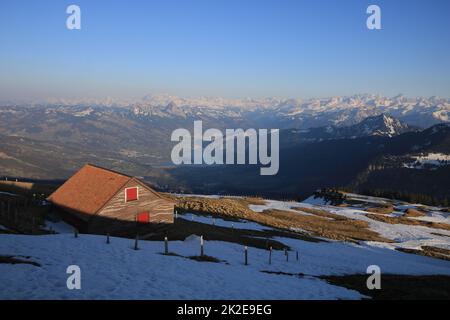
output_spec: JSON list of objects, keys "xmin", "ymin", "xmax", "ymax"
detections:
[{"xmin": 1, "ymin": 191, "xmax": 450, "ymax": 299}]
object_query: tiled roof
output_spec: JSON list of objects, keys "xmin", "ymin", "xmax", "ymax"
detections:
[{"xmin": 47, "ymin": 164, "xmax": 132, "ymax": 218}]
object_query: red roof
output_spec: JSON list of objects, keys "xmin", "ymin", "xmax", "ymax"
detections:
[{"xmin": 47, "ymin": 164, "xmax": 136, "ymax": 218}]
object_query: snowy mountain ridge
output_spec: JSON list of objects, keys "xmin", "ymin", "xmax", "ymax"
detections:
[{"xmin": 7, "ymin": 94, "xmax": 449, "ymax": 129}]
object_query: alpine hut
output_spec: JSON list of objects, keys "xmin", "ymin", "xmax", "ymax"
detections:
[{"xmin": 47, "ymin": 164, "xmax": 175, "ymax": 234}]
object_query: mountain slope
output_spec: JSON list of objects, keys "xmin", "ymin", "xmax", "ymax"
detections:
[{"xmin": 167, "ymin": 123, "xmax": 450, "ymax": 202}]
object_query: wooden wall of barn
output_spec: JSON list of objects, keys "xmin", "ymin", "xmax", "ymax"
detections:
[{"xmin": 88, "ymin": 179, "xmax": 174, "ymax": 233}]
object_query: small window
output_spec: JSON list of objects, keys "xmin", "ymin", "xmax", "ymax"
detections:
[{"xmin": 125, "ymin": 187, "xmax": 138, "ymax": 202}]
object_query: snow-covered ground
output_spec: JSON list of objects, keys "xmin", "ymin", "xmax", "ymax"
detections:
[
  {"xmin": 0, "ymin": 233, "xmax": 365, "ymax": 300},
  {"xmin": 250, "ymin": 195, "xmax": 450, "ymax": 252},
  {"xmin": 1, "ymin": 227, "xmax": 450, "ymax": 300},
  {"xmin": 1, "ymin": 193, "xmax": 450, "ymax": 299},
  {"xmin": 403, "ymin": 153, "xmax": 450, "ymax": 169}
]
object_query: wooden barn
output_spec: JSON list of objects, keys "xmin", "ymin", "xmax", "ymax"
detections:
[{"xmin": 47, "ymin": 164, "xmax": 175, "ymax": 234}]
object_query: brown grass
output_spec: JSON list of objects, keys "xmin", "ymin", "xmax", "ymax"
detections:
[
  {"xmin": 403, "ymin": 208, "xmax": 426, "ymax": 218},
  {"xmin": 264, "ymin": 209, "xmax": 391, "ymax": 243},
  {"xmin": 367, "ymin": 214, "xmax": 450, "ymax": 231},
  {"xmin": 366, "ymin": 205, "xmax": 394, "ymax": 214},
  {"xmin": 397, "ymin": 246, "xmax": 450, "ymax": 261},
  {"xmin": 0, "ymin": 181, "xmax": 57, "ymax": 197},
  {"xmin": 174, "ymin": 196, "xmax": 392, "ymax": 243}
]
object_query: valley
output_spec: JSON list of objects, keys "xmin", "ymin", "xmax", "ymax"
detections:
[{"xmin": 0, "ymin": 97, "xmax": 449, "ymax": 205}]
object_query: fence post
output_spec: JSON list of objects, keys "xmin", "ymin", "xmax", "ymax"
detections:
[
  {"xmin": 74, "ymin": 228, "xmax": 78, "ymax": 238},
  {"xmin": 284, "ymin": 248, "xmax": 288, "ymax": 262},
  {"xmin": 16, "ymin": 205, "xmax": 20, "ymax": 223},
  {"xmin": 164, "ymin": 236, "xmax": 168, "ymax": 255},
  {"xmin": 296, "ymin": 250, "xmax": 299, "ymax": 261},
  {"xmin": 134, "ymin": 234, "xmax": 139, "ymax": 250},
  {"xmin": 269, "ymin": 246, "xmax": 272, "ymax": 265},
  {"xmin": 31, "ymin": 215, "xmax": 35, "ymax": 234},
  {"xmin": 244, "ymin": 246, "xmax": 248, "ymax": 265},
  {"xmin": 200, "ymin": 235, "xmax": 204, "ymax": 257},
  {"xmin": 106, "ymin": 233, "xmax": 110, "ymax": 244}
]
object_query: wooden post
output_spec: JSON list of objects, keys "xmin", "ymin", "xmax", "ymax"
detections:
[
  {"xmin": 134, "ymin": 234, "xmax": 139, "ymax": 250},
  {"xmin": 269, "ymin": 246, "xmax": 272, "ymax": 265},
  {"xmin": 14, "ymin": 207, "xmax": 18, "ymax": 224},
  {"xmin": 244, "ymin": 246, "xmax": 248, "ymax": 265},
  {"xmin": 296, "ymin": 250, "xmax": 299, "ymax": 261},
  {"xmin": 164, "ymin": 236, "xmax": 168, "ymax": 255},
  {"xmin": 31, "ymin": 215, "xmax": 35, "ymax": 234},
  {"xmin": 200, "ymin": 235, "xmax": 204, "ymax": 257},
  {"xmin": 106, "ymin": 233, "xmax": 110, "ymax": 244}
]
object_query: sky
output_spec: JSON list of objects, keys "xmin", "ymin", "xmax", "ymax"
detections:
[{"xmin": 0, "ymin": 0, "xmax": 449, "ymax": 101}]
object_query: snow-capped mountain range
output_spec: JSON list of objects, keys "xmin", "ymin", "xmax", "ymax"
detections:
[
  {"xmin": 134, "ymin": 94, "xmax": 450, "ymax": 128},
  {"xmin": 10, "ymin": 94, "xmax": 449, "ymax": 129},
  {"xmin": 283, "ymin": 114, "xmax": 417, "ymax": 145}
]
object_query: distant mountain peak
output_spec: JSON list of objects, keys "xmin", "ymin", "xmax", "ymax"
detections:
[
  {"xmin": 282, "ymin": 114, "xmax": 418, "ymax": 147},
  {"xmin": 356, "ymin": 113, "xmax": 413, "ymax": 137}
]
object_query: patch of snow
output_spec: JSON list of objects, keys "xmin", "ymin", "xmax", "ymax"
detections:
[
  {"xmin": 249, "ymin": 200, "xmax": 314, "ymax": 216},
  {"xmin": 403, "ymin": 153, "xmax": 450, "ymax": 169},
  {"xmin": 302, "ymin": 196, "xmax": 329, "ymax": 206}
]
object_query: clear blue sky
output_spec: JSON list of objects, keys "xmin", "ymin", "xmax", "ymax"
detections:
[{"xmin": 0, "ymin": 0, "xmax": 449, "ymax": 101}]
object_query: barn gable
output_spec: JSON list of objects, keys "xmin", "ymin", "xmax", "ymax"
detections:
[{"xmin": 89, "ymin": 178, "xmax": 174, "ymax": 231}]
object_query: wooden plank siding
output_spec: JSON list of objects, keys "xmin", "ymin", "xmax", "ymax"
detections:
[{"xmin": 88, "ymin": 178, "xmax": 174, "ymax": 233}]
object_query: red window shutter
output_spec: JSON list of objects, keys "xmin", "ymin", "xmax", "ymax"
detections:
[
  {"xmin": 137, "ymin": 212, "xmax": 150, "ymax": 223},
  {"xmin": 126, "ymin": 187, "xmax": 138, "ymax": 202}
]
